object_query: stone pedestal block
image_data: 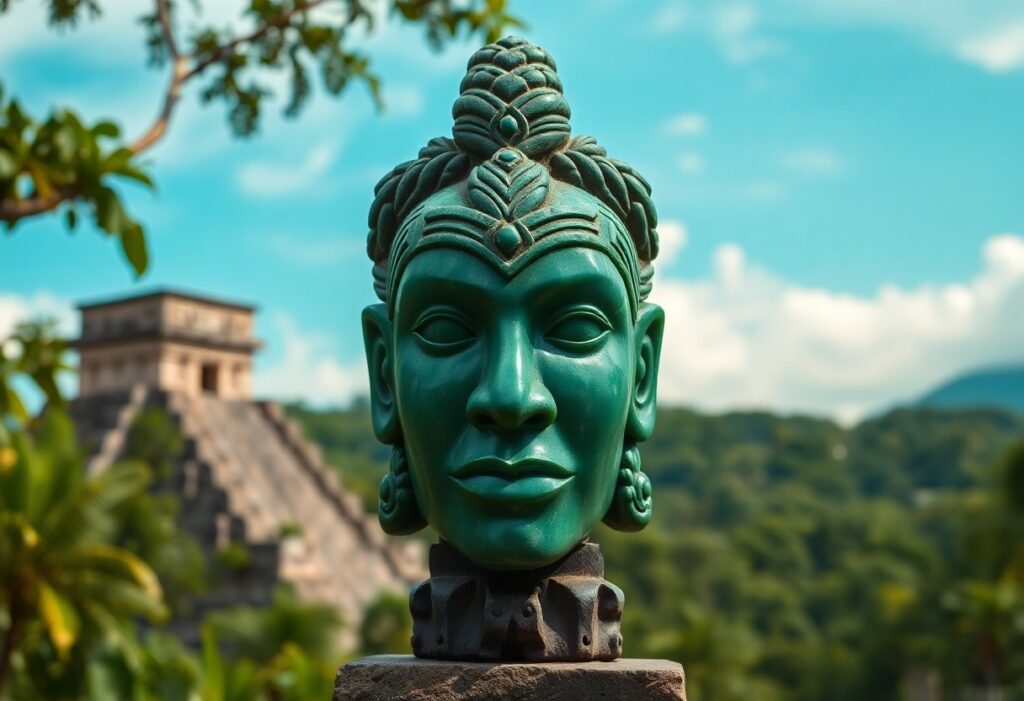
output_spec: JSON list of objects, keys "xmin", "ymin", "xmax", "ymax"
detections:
[{"xmin": 334, "ymin": 655, "xmax": 686, "ymax": 701}]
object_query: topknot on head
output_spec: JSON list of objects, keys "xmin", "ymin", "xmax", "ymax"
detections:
[
  {"xmin": 467, "ymin": 36, "xmax": 559, "ymax": 73},
  {"xmin": 453, "ymin": 36, "xmax": 570, "ymax": 160},
  {"xmin": 367, "ymin": 37, "xmax": 663, "ymax": 307}
]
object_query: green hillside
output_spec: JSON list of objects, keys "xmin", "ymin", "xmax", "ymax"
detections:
[
  {"xmin": 920, "ymin": 365, "xmax": 1024, "ymax": 413},
  {"xmin": 287, "ymin": 403, "xmax": 1024, "ymax": 701}
]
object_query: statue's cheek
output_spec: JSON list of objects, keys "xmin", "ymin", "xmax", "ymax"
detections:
[
  {"xmin": 395, "ymin": 343, "xmax": 480, "ymax": 421},
  {"xmin": 539, "ymin": 339, "xmax": 632, "ymax": 427}
]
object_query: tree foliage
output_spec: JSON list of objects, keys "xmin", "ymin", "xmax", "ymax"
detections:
[
  {"xmin": 0, "ymin": 335, "xmax": 396, "ymax": 699},
  {"xmin": 0, "ymin": 320, "xmax": 68, "ymax": 433},
  {"xmin": 0, "ymin": 411, "xmax": 166, "ymax": 697},
  {"xmin": 288, "ymin": 402, "xmax": 1024, "ymax": 700},
  {"xmin": 0, "ymin": 0, "xmax": 523, "ymax": 276}
]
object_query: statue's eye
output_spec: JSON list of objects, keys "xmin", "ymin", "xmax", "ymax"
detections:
[
  {"xmin": 414, "ymin": 313, "xmax": 475, "ymax": 351},
  {"xmin": 545, "ymin": 309, "xmax": 611, "ymax": 353}
]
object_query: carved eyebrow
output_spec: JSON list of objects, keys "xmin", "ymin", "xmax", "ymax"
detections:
[
  {"xmin": 393, "ymin": 266, "xmax": 500, "ymax": 322},
  {"xmin": 394, "ymin": 248, "xmax": 630, "ymax": 327},
  {"xmin": 523, "ymin": 272, "xmax": 629, "ymax": 320}
]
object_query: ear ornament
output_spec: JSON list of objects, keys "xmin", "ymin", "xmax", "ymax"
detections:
[
  {"xmin": 379, "ymin": 445, "xmax": 426, "ymax": 535},
  {"xmin": 603, "ymin": 442, "xmax": 652, "ymax": 532}
]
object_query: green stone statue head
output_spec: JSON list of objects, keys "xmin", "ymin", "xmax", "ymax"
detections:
[{"xmin": 362, "ymin": 37, "xmax": 665, "ymax": 572}]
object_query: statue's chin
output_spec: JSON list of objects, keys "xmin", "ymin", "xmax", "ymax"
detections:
[{"xmin": 445, "ymin": 521, "xmax": 586, "ymax": 572}]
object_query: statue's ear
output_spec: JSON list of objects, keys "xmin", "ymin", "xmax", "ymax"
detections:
[
  {"xmin": 362, "ymin": 304, "xmax": 400, "ymax": 444},
  {"xmin": 626, "ymin": 303, "xmax": 664, "ymax": 442}
]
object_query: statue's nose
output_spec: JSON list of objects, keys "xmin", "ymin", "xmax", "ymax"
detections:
[{"xmin": 466, "ymin": 325, "xmax": 556, "ymax": 434}]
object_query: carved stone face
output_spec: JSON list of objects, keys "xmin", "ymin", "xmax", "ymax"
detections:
[
  {"xmin": 363, "ymin": 182, "xmax": 664, "ymax": 571},
  {"xmin": 362, "ymin": 33, "xmax": 666, "ymax": 574}
]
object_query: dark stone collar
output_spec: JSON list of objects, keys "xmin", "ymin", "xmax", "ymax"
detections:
[{"xmin": 409, "ymin": 540, "xmax": 624, "ymax": 662}]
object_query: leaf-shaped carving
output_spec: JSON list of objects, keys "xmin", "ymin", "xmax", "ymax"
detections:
[
  {"xmin": 367, "ymin": 137, "xmax": 471, "ymax": 265},
  {"xmin": 568, "ymin": 135, "xmax": 606, "ymax": 157},
  {"xmin": 548, "ymin": 136, "xmax": 660, "ymax": 269},
  {"xmin": 468, "ymin": 155, "xmax": 550, "ymax": 222},
  {"xmin": 549, "ymin": 152, "xmax": 583, "ymax": 188},
  {"xmin": 419, "ymin": 136, "xmax": 459, "ymax": 159},
  {"xmin": 597, "ymin": 160, "xmax": 629, "ymax": 215}
]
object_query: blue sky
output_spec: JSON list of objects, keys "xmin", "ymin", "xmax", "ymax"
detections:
[{"xmin": 2, "ymin": 0, "xmax": 1023, "ymax": 421}]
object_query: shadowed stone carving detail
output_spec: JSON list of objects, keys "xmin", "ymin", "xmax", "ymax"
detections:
[{"xmin": 409, "ymin": 541, "xmax": 624, "ymax": 662}]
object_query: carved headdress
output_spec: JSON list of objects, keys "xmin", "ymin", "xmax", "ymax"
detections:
[{"xmin": 366, "ymin": 36, "xmax": 660, "ymax": 317}]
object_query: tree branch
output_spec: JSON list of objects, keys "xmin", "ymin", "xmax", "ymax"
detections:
[
  {"xmin": 128, "ymin": 0, "xmax": 183, "ymax": 154},
  {"xmin": 155, "ymin": 0, "xmax": 179, "ymax": 59},
  {"xmin": 1, "ymin": 0, "xmax": 342, "ymax": 223},
  {"xmin": 135, "ymin": 0, "xmax": 338, "ymax": 152},
  {"xmin": 181, "ymin": 0, "xmax": 335, "ymax": 82},
  {"xmin": 128, "ymin": 55, "xmax": 188, "ymax": 155},
  {"xmin": 0, "ymin": 185, "xmax": 82, "ymax": 222}
]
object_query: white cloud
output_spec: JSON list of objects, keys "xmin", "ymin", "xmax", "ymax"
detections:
[
  {"xmin": 381, "ymin": 85, "xmax": 426, "ymax": 118},
  {"xmin": 744, "ymin": 179, "xmax": 789, "ymax": 203},
  {"xmin": 650, "ymin": 3, "xmax": 689, "ymax": 35},
  {"xmin": 646, "ymin": 2, "xmax": 781, "ymax": 64},
  {"xmin": 776, "ymin": 0, "xmax": 1024, "ymax": 73},
  {"xmin": 644, "ymin": 0, "xmax": 1024, "ymax": 74},
  {"xmin": 957, "ymin": 22, "xmax": 1024, "ymax": 73},
  {"xmin": 677, "ymin": 152, "xmax": 705, "ymax": 175},
  {"xmin": 711, "ymin": 4, "xmax": 782, "ymax": 64},
  {"xmin": 254, "ymin": 313, "xmax": 368, "ymax": 405},
  {"xmin": 237, "ymin": 142, "xmax": 339, "ymax": 197},
  {"xmin": 0, "ymin": 0, "xmax": 140, "ymax": 63},
  {"xmin": 650, "ymin": 234, "xmax": 1024, "ymax": 422},
  {"xmin": 0, "ymin": 292, "xmax": 76, "ymax": 340},
  {"xmin": 657, "ymin": 220, "xmax": 689, "ymax": 268},
  {"xmin": 265, "ymin": 234, "xmax": 364, "ymax": 266},
  {"xmin": 664, "ymin": 112, "xmax": 708, "ymax": 136},
  {"xmin": 781, "ymin": 147, "xmax": 844, "ymax": 177}
]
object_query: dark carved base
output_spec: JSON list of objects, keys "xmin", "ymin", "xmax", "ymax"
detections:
[
  {"xmin": 409, "ymin": 540, "xmax": 624, "ymax": 662},
  {"xmin": 334, "ymin": 655, "xmax": 687, "ymax": 700}
]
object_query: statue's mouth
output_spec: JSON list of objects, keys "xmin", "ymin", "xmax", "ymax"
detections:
[{"xmin": 450, "ymin": 457, "xmax": 574, "ymax": 503}]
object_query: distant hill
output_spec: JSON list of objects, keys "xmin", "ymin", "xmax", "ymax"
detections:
[{"xmin": 919, "ymin": 365, "xmax": 1024, "ymax": 413}]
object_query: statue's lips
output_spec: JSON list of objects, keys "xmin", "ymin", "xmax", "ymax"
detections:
[{"xmin": 450, "ymin": 458, "xmax": 574, "ymax": 503}]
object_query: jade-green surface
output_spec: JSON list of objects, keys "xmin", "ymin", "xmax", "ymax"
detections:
[{"xmin": 362, "ymin": 36, "xmax": 664, "ymax": 572}]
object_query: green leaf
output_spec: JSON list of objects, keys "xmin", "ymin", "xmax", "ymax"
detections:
[
  {"xmin": 91, "ymin": 120, "xmax": 120, "ymax": 138},
  {"xmin": 77, "ymin": 543, "xmax": 165, "ymax": 603},
  {"xmin": 114, "ymin": 165, "xmax": 155, "ymax": 189},
  {"xmin": 0, "ymin": 149, "xmax": 17, "ymax": 180},
  {"xmin": 6, "ymin": 99, "xmax": 30, "ymax": 134},
  {"xmin": 94, "ymin": 186, "xmax": 125, "ymax": 235},
  {"xmin": 363, "ymin": 74, "xmax": 383, "ymax": 111},
  {"xmin": 104, "ymin": 148, "xmax": 155, "ymax": 189},
  {"xmin": 120, "ymin": 223, "xmax": 149, "ymax": 277},
  {"xmin": 3, "ymin": 382, "xmax": 29, "ymax": 423},
  {"xmin": 66, "ymin": 206, "xmax": 78, "ymax": 229},
  {"xmin": 39, "ymin": 583, "xmax": 81, "ymax": 660},
  {"xmin": 200, "ymin": 625, "xmax": 226, "ymax": 701},
  {"xmin": 286, "ymin": 50, "xmax": 311, "ymax": 117},
  {"xmin": 27, "ymin": 161, "xmax": 55, "ymax": 199},
  {"xmin": 53, "ymin": 125, "xmax": 78, "ymax": 162}
]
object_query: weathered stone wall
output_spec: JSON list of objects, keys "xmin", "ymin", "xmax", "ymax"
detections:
[{"xmin": 77, "ymin": 292, "xmax": 257, "ymax": 400}]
